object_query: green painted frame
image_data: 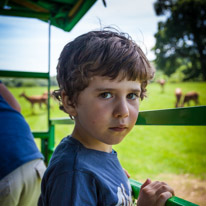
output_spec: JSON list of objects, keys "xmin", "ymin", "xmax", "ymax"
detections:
[{"xmin": 0, "ymin": 0, "xmax": 97, "ymax": 32}]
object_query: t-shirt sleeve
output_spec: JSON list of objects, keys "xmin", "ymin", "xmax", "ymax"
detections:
[{"xmin": 41, "ymin": 171, "xmax": 99, "ymax": 206}]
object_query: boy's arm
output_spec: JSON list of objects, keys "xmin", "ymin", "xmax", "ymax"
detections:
[
  {"xmin": 137, "ymin": 179, "xmax": 174, "ymax": 206},
  {"xmin": 0, "ymin": 82, "xmax": 21, "ymax": 112}
]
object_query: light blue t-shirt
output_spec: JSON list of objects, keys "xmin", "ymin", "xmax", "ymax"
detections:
[
  {"xmin": 39, "ymin": 136, "xmax": 133, "ymax": 206},
  {"xmin": 0, "ymin": 93, "xmax": 43, "ymax": 180}
]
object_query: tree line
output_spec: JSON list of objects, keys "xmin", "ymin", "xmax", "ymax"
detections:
[
  {"xmin": 153, "ymin": 0, "xmax": 206, "ymax": 81},
  {"xmin": 1, "ymin": 76, "xmax": 58, "ymax": 87}
]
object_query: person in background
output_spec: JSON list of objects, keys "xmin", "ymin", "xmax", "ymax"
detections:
[{"xmin": 0, "ymin": 80, "xmax": 46, "ymax": 206}]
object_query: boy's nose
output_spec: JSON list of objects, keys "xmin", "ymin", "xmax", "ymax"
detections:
[{"xmin": 113, "ymin": 99, "xmax": 129, "ymax": 118}]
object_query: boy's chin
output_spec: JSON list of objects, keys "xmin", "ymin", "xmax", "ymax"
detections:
[{"xmin": 103, "ymin": 137, "xmax": 125, "ymax": 146}]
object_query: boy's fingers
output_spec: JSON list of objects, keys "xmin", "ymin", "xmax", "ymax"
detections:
[
  {"xmin": 155, "ymin": 182, "xmax": 175, "ymax": 197},
  {"xmin": 137, "ymin": 180, "xmax": 174, "ymax": 206},
  {"xmin": 156, "ymin": 191, "xmax": 173, "ymax": 206},
  {"xmin": 141, "ymin": 178, "xmax": 152, "ymax": 190}
]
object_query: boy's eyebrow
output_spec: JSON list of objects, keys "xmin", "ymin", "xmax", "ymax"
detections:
[{"xmin": 95, "ymin": 88, "xmax": 141, "ymax": 92}]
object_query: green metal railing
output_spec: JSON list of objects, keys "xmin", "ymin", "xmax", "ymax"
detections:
[
  {"xmin": 136, "ymin": 106, "xmax": 206, "ymax": 126},
  {"xmin": 0, "ymin": 70, "xmax": 49, "ymax": 79},
  {"xmin": 129, "ymin": 179, "xmax": 199, "ymax": 206}
]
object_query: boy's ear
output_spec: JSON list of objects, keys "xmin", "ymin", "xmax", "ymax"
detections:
[{"xmin": 61, "ymin": 91, "xmax": 77, "ymax": 117}]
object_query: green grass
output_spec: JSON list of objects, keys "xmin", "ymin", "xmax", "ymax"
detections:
[
  {"xmin": 114, "ymin": 126, "xmax": 206, "ymax": 180},
  {"xmin": 9, "ymin": 82, "xmax": 206, "ymax": 180}
]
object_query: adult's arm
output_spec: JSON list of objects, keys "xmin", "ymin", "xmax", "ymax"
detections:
[{"xmin": 0, "ymin": 81, "xmax": 21, "ymax": 112}]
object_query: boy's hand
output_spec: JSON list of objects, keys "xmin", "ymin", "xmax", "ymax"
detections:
[{"xmin": 137, "ymin": 179, "xmax": 174, "ymax": 206}]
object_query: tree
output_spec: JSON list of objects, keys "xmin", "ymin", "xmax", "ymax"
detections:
[{"xmin": 153, "ymin": 0, "xmax": 206, "ymax": 81}]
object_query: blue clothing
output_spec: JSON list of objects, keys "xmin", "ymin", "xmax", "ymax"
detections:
[
  {"xmin": 39, "ymin": 136, "xmax": 133, "ymax": 206},
  {"xmin": 0, "ymin": 94, "xmax": 43, "ymax": 180}
]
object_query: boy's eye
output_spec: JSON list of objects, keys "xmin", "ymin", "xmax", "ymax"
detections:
[
  {"xmin": 100, "ymin": 92, "xmax": 112, "ymax": 99},
  {"xmin": 127, "ymin": 93, "xmax": 138, "ymax": 100}
]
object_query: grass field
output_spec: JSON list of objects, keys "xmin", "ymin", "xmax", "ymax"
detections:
[{"xmin": 9, "ymin": 82, "xmax": 206, "ymax": 182}]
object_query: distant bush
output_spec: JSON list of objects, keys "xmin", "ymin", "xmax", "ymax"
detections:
[
  {"xmin": 153, "ymin": 70, "xmax": 169, "ymax": 82},
  {"xmin": 1, "ymin": 76, "xmax": 58, "ymax": 87},
  {"xmin": 50, "ymin": 76, "xmax": 58, "ymax": 86},
  {"xmin": 168, "ymin": 66, "xmax": 186, "ymax": 83},
  {"xmin": 21, "ymin": 80, "xmax": 38, "ymax": 87}
]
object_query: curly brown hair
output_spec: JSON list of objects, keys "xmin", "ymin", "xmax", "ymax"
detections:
[{"xmin": 53, "ymin": 29, "xmax": 155, "ymax": 113}]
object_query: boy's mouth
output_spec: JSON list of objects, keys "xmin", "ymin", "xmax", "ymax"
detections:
[{"xmin": 109, "ymin": 125, "xmax": 127, "ymax": 132}]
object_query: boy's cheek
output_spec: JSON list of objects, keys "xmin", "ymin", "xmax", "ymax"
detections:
[
  {"xmin": 131, "ymin": 112, "xmax": 139, "ymax": 126},
  {"xmin": 131, "ymin": 107, "xmax": 139, "ymax": 119}
]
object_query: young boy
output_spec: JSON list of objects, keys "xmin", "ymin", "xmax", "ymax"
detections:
[{"xmin": 38, "ymin": 29, "xmax": 174, "ymax": 206}]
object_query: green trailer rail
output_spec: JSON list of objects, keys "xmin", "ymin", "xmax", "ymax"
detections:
[{"xmin": 129, "ymin": 179, "xmax": 199, "ymax": 206}]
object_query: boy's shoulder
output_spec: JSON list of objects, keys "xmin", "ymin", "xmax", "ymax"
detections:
[
  {"xmin": 50, "ymin": 136, "xmax": 118, "ymax": 167},
  {"xmin": 45, "ymin": 136, "xmax": 121, "ymax": 182},
  {"xmin": 47, "ymin": 136, "xmax": 82, "ymax": 172}
]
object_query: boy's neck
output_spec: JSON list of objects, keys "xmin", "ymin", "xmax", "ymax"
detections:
[{"xmin": 71, "ymin": 130, "xmax": 113, "ymax": 153}]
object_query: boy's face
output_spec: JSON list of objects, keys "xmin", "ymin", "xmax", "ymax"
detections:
[{"xmin": 69, "ymin": 75, "xmax": 141, "ymax": 152}]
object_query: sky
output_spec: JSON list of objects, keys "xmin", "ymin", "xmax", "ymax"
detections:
[{"xmin": 0, "ymin": 0, "xmax": 165, "ymax": 76}]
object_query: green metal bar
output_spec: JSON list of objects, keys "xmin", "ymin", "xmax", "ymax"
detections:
[
  {"xmin": 41, "ymin": 138, "xmax": 48, "ymax": 163},
  {"xmin": 50, "ymin": 117, "xmax": 74, "ymax": 125},
  {"xmin": 32, "ymin": 131, "xmax": 49, "ymax": 163},
  {"xmin": 62, "ymin": 0, "xmax": 97, "ymax": 32},
  {"xmin": 0, "ymin": 70, "xmax": 49, "ymax": 79},
  {"xmin": 136, "ymin": 106, "xmax": 206, "ymax": 126},
  {"xmin": 32, "ymin": 128, "xmax": 54, "ymax": 164},
  {"xmin": 47, "ymin": 20, "xmax": 51, "ymax": 130},
  {"xmin": 33, "ymin": 131, "xmax": 49, "ymax": 139},
  {"xmin": 129, "ymin": 179, "xmax": 199, "ymax": 206},
  {"xmin": 0, "ymin": 9, "xmax": 50, "ymax": 20},
  {"xmin": 48, "ymin": 125, "xmax": 55, "ymax": 162}
]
